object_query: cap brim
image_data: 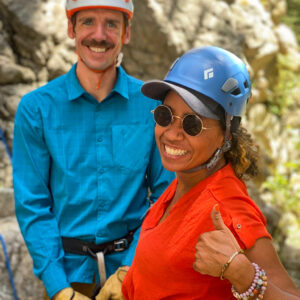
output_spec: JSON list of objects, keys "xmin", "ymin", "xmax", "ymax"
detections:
[{"xmin": 141, "ymin": 80, "xmax": 220, "ymax": 120}]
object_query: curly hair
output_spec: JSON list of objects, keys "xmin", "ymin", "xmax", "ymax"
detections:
[{"xmin": 224, "ymin": 126, "xmax": 260, "ymax": 179}]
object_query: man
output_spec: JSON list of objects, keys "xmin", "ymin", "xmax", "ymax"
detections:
[{"xmin": 12, "ymin": 1, "xmax": 174, "ymax": 299}]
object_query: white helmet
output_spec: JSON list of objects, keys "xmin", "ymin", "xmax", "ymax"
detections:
[{"xmin": 65, "ymin": 0, "xmax": 134, "ymax": 20}]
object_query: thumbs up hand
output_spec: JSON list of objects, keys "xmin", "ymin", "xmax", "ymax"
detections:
[{"xmin": 193, "ymin": 204, "xmax": 242, "ymax": 278}]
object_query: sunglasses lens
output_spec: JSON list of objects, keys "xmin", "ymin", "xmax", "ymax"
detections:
[
  {"xmin": 154, "ymin": 106, "xmax": 172, "ymax": 127},
  {"xmin": 182, "ymin": 115, "xmax": 202, "ymax": 136}
]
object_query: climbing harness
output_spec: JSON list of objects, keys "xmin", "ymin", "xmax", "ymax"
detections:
[{"xmin": 62, "ymin": 227, "xmax": 136, "ymax": 288}]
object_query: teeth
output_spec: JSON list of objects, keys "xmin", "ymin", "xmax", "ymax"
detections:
[
  {"xmin": 165, "ymin": 145, "xmax": 187, "ymax": 156},
  {"xmin": 90, "ymin": 47, "xmax": 106, "ymax": 53}
]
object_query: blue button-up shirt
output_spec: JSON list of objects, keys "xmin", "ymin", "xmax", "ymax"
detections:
[{"xmin": 13, "ymin": 65, "xmax": 174, "ymax": 298}]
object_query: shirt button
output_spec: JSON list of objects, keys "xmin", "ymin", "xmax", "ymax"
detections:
[
  {"xmin": 97, "ymin": 138, "xmax": 102, "ymax": 142},
  {"xmin": 236, "ymin": 224, "xmax": 242, "ymax": 229},
  {"xmin": 99, "ymin": 169, "xmax": 105, "ymax": 174}
]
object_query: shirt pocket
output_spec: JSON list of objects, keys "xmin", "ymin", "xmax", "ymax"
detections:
[{"xmin": 112, "ymin": 124, "xmax": 154, "ymax": 172}]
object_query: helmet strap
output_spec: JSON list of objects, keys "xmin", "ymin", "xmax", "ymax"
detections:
[{"xmin": 183, "ymin": 114, "xmax": 232, "ymax": 173}]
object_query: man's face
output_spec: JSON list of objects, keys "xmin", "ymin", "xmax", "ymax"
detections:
[{"xmin": 68, "ymin": 8, "xmax": 131, "ymax": 71}]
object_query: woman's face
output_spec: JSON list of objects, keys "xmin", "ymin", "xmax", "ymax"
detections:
[{"xmin": 155, "ymin": 91, "xmax": 225, "ymax": 174}]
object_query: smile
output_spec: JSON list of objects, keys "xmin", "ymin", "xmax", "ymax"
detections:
[
  {"xmin": 165, "ymin": 145, "xmax": 187, "ymax": 156},
  {"xmin": 89, "ymin": 46, "xmax": 106, "ymax": 53}
]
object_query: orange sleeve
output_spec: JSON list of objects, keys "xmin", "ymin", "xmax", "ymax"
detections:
[
  {"xmin": 229, "ymin": 209, "xmax": 272, "ymax": 249},
  {"xmin": 219, "ymin": 195, "xmax": 272, "ymax": 249},
  {"xmin": 210, "ymin": 177, "xmax": 272, "ymax": 250}
]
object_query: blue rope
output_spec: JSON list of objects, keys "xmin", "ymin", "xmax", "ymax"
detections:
[
  {"xmin": 0, "ymin": 234, "xmax": 19, "ymax": 300},
  {"xmin": 0, "ymin": 127, "xmax": 12, "ymax": 161},
  {"xmin": 0, "ymin": 128, "xmax": 18, "ymax": 298}
]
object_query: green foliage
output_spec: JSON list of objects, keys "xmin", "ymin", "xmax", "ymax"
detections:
[
  {"xmin": 262, "ymin": 164, "xmax": 300, "ymax": 248},
  {"xmin": 262, "ymin": 165, "xmax": 300, "ymax": 219},
  {"xmin": 258, "ymin": 0, "xmax": 300, "ymax": 249},
  {"xmin": 282, "ymin": 0, "xmax": 300, "ymax": 44},
  {"xmin": 266, "ymin": 53, "xmax": 300, "ymax": 116},
  {"xmin": 261, "ymin": 0, "xmax": 300, "ymax": 43}
]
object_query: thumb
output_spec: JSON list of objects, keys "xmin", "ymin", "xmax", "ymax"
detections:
[
  {"xmin": 95, "ymin": 287, "xmax": 110, "ymax": 300},
  {"xmin": 211, "ymin": 204, "xmax": 227, "ymax": 230}
]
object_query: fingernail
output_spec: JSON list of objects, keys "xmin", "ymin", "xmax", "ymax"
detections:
[{"xmin": 215, "ymin": 204, "xmax": 220, "ymax": 212}]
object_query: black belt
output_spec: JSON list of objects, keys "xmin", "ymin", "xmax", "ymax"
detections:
[{"xmin": 62, "ymin": 229, "xmax": 136, "ymax": 259}]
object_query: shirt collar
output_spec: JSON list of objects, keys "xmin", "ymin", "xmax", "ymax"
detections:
[
  {"xmin": 66, "ymin": 63, "xmax": 86, "ymax": 101},
  {"xmin": 112, "ymin": 66, "xmax": 129, "ymax": 100},
  {"xmin": 66, "ymin": 64, "xmax": 129, "ymax": 101}
]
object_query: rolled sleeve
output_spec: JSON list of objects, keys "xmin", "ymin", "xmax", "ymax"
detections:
[
  {"xmin": 219, "ymin": 196, "xmax": 272, "ymax": 250},
  {"xmin": 230, "ymin": 213, "xmax": 272, "ymax": 250}
]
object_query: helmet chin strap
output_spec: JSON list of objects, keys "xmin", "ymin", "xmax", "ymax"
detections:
[{"xmin": 183, "ymin": 114, "xmax": 233, "ymax": 173}]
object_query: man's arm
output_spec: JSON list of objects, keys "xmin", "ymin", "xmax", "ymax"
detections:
[
  {"xmin": 121, "ymin": 137, "xmax": 175, "ymax": 266},
  {"xmin": 13, "ymin": 96, "xmax": 70, "ymax": 298}
]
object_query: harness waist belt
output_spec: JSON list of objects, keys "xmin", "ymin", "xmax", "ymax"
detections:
[{"xmin": 62, "ymin": 229, "xmax": 136, "ymax": 259}]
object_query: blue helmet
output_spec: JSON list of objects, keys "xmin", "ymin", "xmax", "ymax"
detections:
[{"xmin": 164, "ymin": 46, "xmax": 251, "ymax": 117}]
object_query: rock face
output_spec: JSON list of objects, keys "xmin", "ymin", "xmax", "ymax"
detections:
[
  {"xmin": 0, "ymin": 216, "xmax": 44, "ymax": 300},
  {"xmin": 0, "ymin": 0, "xmax": 299, "ymax": 299}
]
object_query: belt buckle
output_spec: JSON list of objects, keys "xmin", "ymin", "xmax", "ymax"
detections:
[{"xmin": 114, "ymin": 238, "xmax": 128, "ymax": 252}]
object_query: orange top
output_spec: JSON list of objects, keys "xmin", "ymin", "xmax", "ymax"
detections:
[{"xmin": 122, "ymin": 164, "xmax": 271, "ymax": 300}]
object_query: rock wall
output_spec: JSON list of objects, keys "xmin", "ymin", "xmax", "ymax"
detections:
[{"xmin": 0, "ymin": 0, "xmax": 299, "ymax": 299}]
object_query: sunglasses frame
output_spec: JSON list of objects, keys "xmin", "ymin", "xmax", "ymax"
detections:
[{"xmin": 151, "ymin": 105, "xmax": 212, "ymax": 136}]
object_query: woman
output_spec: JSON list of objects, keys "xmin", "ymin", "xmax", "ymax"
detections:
[{"xmin": 97, "ymin": 46, "xmax": 300, "ymax": 299}]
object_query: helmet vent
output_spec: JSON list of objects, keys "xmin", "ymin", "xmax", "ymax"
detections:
[
  {"xmin": 231, "ymin": 88, "xmax": 241, "ymax": 95},
  {"xmin": 244, "ymin": 80, "xmax": 249, "ymax": 89},
  {"xmin": 221, "ymin": 78, "xmax": 238, "ymax": 93}
]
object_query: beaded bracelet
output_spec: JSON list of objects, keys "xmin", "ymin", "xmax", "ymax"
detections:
[{"xmin": 231, "ymin": 262, "xmax": 267, "ymax": 300}]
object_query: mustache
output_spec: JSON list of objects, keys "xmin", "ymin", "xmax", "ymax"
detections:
[{"xmin": 82, "ymin": 39, "xmax": 114, "ymax": 48}]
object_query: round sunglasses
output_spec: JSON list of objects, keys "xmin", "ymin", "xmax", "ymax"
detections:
[{"xmin": 152, "ymin": 105, "xmax": 213, "ymax": 136}]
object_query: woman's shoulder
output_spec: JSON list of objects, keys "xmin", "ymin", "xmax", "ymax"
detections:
[{"xmin": 204, "ymin": 168, "xmax": 271, "ymax": 249}]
